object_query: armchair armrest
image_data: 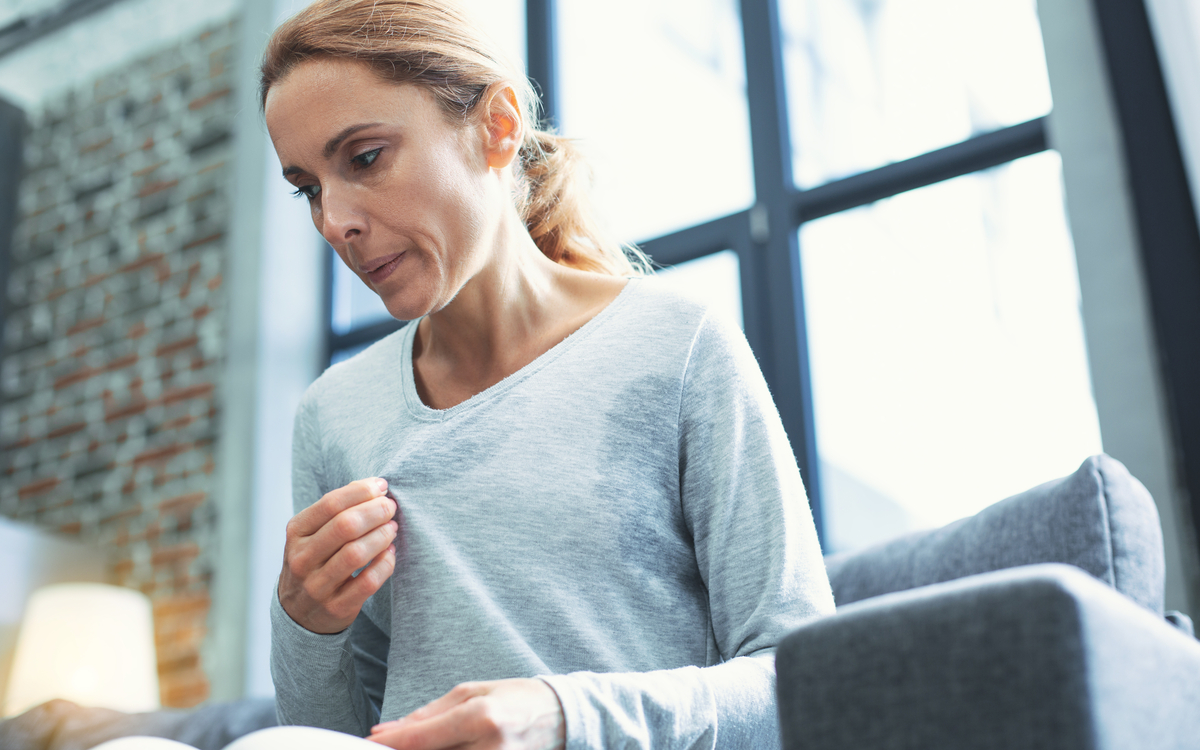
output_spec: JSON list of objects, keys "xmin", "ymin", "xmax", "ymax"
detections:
[{"xmin": 776, "ymin": 564, "xmax": 1200, "ymax": 750}]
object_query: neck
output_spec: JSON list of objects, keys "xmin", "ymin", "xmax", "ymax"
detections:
[{"xmin": 415, "ymin": 207, "xmax": 571, "ymax": 379}]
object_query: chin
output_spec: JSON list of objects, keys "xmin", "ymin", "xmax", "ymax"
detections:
[{"xmin": 379, "ymin": 287, "xmax": 437, "ymax": 322}]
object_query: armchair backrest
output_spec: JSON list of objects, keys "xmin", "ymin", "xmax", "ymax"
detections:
[{"xmin": 822, "ymin": 454, "xmax": 1166, "ymax": 614}]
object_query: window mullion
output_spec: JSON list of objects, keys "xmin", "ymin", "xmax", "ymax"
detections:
[
  {"xmin": 526, "ymin": 0, "xmax": 559, "ymax": 130},
  {"xmin": 739, "ymin": 0, "xmax": 824, "ymax": 541}
]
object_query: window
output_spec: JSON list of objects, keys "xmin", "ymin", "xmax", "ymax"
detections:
[{"xmin": 326, "ymin": 0, "xmax": 1110, "ymax": 553}]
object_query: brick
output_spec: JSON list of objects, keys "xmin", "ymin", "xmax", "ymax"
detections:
[
  {"xmin": 18, "ymin": 477, "xmax": 59, "ymax": 499},
  {"xmin": 101, "ymin": 504, "xmax": 142, "ymax": 526},
  {"xmin": 105, "ymin": 398, "xmax": 149, "ymax": 422},
  {"xmin": 80, "ymin": 136, "xmax": 113, "ymax": 154},
  {"xmin": 137, "ymin": 179, "xmax": 179, "ymax": 199},
  {"xmin": 161, "ymin": 383, "xmax": 213, "ymax": 406},
  {"xmin": 181, "ymin": 233, "xmax": 222, "ymax": 250},
  {"xmin": 153, "ymin": 592, "xmax": 210, "ymax": 620},
  {"xmin": 155, "ymin": 336, "xmax": 198, "ymax": 358},
  {"xmin": 66, "ymin": 316, "xmax": 105, "ymax": 336},
  {"xmin": 133, "ymin": 161, "xmax": 167, "ymax": 178},
  {"xmin": 158, "ymin": 491, "xmax": 205, "ymax": 518},
  {"xmin": 46, "ymin": 421, "xmax": 87, "ymax": 439},
  {"xmin": 119, "ymin": 252, "xmax": 166, "ymax": 273},
  {"xmin": 187, "ymin": 88, "xmax": 231, "ymax": 111},
  {"xmin": 160, "ymin": 414, "xmax": 196, "ymax": 432},
  {"xmin": 156, "ymin": 650, "xmax": 200, "ymax": 674},
  {"xmin": 105, "ymin": 352, "xmax": 139, "ymax": 372},
  {"xmin": 133, "ymin": 442, "xmax": 193, "ymax": 467},
  {"xmin": 55, "ymin": 366, "xmax": 100, "ymax": 390},
  {"xmin": 160, "ymin": 673, "xmax": 209, "ymax": 708}
]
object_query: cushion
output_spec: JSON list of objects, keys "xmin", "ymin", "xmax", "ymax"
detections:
[{"xmin": 823, "ymin": 454, "xmax": 1165, "ymax": 613}]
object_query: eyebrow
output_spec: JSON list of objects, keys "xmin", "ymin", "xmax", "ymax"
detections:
[{"xmin": 281, "ymin": 122, "xmax": 385, "ymax": 178}]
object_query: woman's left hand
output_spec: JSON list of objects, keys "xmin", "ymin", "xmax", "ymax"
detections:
[{"xmin": 366, "ymin": 678, "xmax": 566, "ymax": 750}]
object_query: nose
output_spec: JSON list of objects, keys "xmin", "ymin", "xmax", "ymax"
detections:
[{"xmin": 317, "ymin": 188, "xmax": 366, "ymax": 247}]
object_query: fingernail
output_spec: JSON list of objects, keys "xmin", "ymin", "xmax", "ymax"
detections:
[{"xmin": 374, "ymin": 478, "xmax": 388, "ymax": 494}]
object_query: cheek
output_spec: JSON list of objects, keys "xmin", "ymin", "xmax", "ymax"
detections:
[{"xmin": 429, "ymin": 155, "xmax": 489, "ymax": 249}]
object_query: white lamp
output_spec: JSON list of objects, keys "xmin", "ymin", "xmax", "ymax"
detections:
[{"xmin": 4, "ymin": 583, "xmax": 160, "ymax": 716}]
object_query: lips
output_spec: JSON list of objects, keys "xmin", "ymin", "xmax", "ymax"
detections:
[{"xmin": 361, "ymin": 252, "xmax": 405, "ymax": 284}]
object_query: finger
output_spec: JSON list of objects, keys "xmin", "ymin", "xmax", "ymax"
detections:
[
  {"xmin": 315, "ymin": 516, "xmax": 399, "ymax": 586},
  {"xmin": 325, "ymin": 540, "xmax": 396, "ymax": 616},
  {"xmin": 290, "ymin": 477, "xmax": 389, "ymax": 537},
  {"xmin": 310, "ymin": 496, "xmax": 399, "ymax": 562},
  {"xmin": 299, "ymin": 517, "xmax": 397, "ymax": 604},
  {"xmin": 372, "ymin": 683, "xmax": 484, "ymax": 734},
  {"xmin": 369, "ymin": 701, "xmax": 485, "ymax": 750}
]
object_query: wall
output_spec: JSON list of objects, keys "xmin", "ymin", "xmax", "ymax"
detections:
[
  {"xmin": 0, "ymin": 20, "xmax": 237, "ymax": 707},
  {"xmin": 1040, "ymin": 0, "xmax": 1200, "ymax": 616},
  {"xmin": 1145, "ymin": 0, "xmax": 1200, "ymax": 230}
]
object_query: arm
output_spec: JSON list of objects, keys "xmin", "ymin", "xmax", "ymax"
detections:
[
  {"xmin": 270, "ymin": 388, "xmax": 393, "ymax": 736},
  {"xmin": 776, "ymin": 564, "xmax": 1200, "ymax": 750},
  {"xmin": 541, "ymin": 313, "xmax": 835, "ymax": 749}
]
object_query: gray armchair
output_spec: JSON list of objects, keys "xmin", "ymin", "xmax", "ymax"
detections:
[{"xmin": 777, "ymin": 454, "xmax": 1200, "ymax": 750}]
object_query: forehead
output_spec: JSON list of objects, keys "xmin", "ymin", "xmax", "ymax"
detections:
[{"xmin": 264, "ymin": 57, "xmax": 446, "ymax": 157}]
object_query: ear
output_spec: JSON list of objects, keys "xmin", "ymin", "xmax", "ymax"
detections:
[{"xmin": 481, "ymin": 84, "xmax": 524, "ymax": 170}]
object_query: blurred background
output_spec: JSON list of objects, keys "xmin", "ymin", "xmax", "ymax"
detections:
[{"xmin": 1, "ymin": 0, "xmax": 1199, "ymax": 712}]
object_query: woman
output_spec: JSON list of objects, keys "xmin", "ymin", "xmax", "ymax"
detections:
[{"xmin": 262, "ymin": 1, "xmax": 834, "ymax": 748}]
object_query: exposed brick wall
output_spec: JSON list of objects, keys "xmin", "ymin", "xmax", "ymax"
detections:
[{"xmin": 0, "ymin": 20, "xmax": 237, "ymax": 709}]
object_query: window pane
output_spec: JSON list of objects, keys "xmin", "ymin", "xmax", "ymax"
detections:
[
  {"xmin": 558, "ymin": 0, "xmax": 755, "ymax": 243},
  {"xmin": 800, "ymin": 151, "xmax": 1103, "ymax": 553},
  {"xmin": 781, "ymin": 0, "xmax": 1054, "ymax": 188},
  {"xmin": 460, "ymin": 0, "xmax": 526, "ymax": 73},
  {"xmin": 656, "ymin": 250, "xmax": 743, "ymax": 329},
  {"xmin": 330, "ymin": 249, "xmax": 393, "ymax": 335}
]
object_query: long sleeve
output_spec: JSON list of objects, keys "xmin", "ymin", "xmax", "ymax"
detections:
[
  {"xmin": 269, "ymin": 386, "xmax": 390, "ymax": 737},
  {"xmin": 539, "ymin": 312, "xmax": 835, "ymax": 749}
]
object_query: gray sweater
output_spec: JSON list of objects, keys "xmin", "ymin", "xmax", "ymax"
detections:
[{"xmin": 270, "ymin": 278, "xmax": 835, "ymax": 748}]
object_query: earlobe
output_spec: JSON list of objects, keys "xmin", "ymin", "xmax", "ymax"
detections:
[{"xmin": 484, "ymin": 85, "xmax": 523, "ymax": 170}]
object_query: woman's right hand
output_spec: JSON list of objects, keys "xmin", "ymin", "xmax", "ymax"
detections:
[{"xmin": 278, "ymin": 477, "xmax": 399, "ymax": 634}]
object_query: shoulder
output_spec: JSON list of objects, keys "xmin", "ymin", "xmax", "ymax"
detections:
[
  {"xmin": 297, "ymin": 324, "xmax": 411, "ymax": 414},
  {"xmin": 591, "ymin": 276, "xmax": 754, "ymax": 376},
  {"xmin": 609, "ymin": 276, "xmax": 718, "ymax": 346},
  {"xmin": 627, "ymin": 277, "xmax": 753, "ymax": 364}
]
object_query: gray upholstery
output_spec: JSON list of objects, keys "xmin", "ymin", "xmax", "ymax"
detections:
[
  {"xmin": 823, "ymin": 454, "xmax": 1166, "ymax": 613},
  {"xmin": 776, "ymin": 564, "xmax": 1200, "ymax": 750}
]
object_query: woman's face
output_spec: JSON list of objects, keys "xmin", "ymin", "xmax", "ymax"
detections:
[{"xmin": 265, "ymin": 57, "xmax": 499, "ymax": 321}]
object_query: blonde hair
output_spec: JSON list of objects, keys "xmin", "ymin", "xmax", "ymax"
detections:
[{"xmin": 260, "ymin": 0, "xmax": 650, "ymax": 276}]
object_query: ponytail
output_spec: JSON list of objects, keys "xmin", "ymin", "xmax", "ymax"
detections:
[{"xmin": 517, "ymin": 130, "xmax": 651, "ymax": 276}]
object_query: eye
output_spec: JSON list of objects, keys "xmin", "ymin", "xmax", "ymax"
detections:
[
  {"xmin": 351, "ymin": 148, "xmax": 382, "ymax": 169},
  {"xmin": 291, "ymin": 184, "xmax": 321, "ymax": 200}
]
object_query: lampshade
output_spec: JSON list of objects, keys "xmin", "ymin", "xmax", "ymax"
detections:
[{"xmin": 4, "ymin": 583, "xmax": 160, "ymax": 716}]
